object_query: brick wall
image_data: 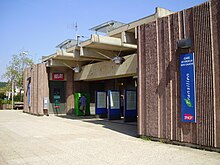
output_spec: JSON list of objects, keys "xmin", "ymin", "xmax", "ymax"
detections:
[
  {"xmin": 138, "ymin": 0, "xmax": 220, "ymax": 148},
  {"xmin": 24, "ymin": 64, "xmax": 75, "ymax": 115},
  {"xmin": 210, "ymin": 0, "xmax": 220, "ymax": 148},
  {"xmin": 23, "ymin": 63, "xmax": 49, "ymax": 115},
  {"xmin": 66, "ymin": 69, "xmax": 74, "ymax": 114}
]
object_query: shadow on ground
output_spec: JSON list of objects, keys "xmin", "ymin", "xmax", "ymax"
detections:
[{"xmin": 58, "ymin": 115, "xmax": 138, "ymax": 137}]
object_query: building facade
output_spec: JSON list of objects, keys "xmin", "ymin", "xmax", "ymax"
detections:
[
  {"xmin": 24, "ymin": 0, "xmax": 220, "ymax": 149},
  {"xmin": 24, "ymin": 7, "xmax": 171, "ymax": 115}
]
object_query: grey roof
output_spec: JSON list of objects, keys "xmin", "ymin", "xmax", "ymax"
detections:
[
  {"xmin": 56, "ymin": 39, "xmax": 77, "ymax": 49},
  {"xmin": 89, "ymin": 20, "xmax": 125, "ymax": 33}
]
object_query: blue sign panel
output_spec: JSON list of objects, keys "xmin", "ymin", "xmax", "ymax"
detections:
[
  {"xmin": 95, "ymin": 91, "xmax": 107, "ymax": 116},
  {"xmin": 180, "ymin": 53, "xmax": 196, "ymax": 123},
  {"xmin": 27, "ymin": 83, "xmax": 31, "ymax": 107},
  {"xmin": 124, "ymin": 90, "xmax": 137, "ymax": 122},
  {"xmin": 108, "ymin": 90, "xmax": 121, "ymax": 120}
]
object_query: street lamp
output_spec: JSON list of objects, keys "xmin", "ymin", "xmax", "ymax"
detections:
[
  {"xmin": 112, "ymin": 56, "xmax": 125, "ymax": 65},
  {"xmin": 21, "ymin": 51, "xmax": 29, "ymax": 102},
  {"xmin": 11, "ymin": 75, "xmax": 15, "ymax": 110}
]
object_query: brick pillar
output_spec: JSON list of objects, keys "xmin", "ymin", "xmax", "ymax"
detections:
[{"xmin": 66, "ymin": 68, "xmax": 74, "ymax": 114}]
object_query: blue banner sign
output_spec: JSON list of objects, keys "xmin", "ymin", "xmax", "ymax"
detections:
[{"xmin": 180, "ymin": 53, "xmax": 196, "ymax": 123}]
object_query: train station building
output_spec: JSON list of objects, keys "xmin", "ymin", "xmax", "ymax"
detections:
[{"xmin": 24, "ymin": 0, "xmax": 220, "ymax": 150}]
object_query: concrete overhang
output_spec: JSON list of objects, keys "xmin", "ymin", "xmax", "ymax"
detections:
[
  {"xmin": 81, "ymin": 34, "xmax": 137, "ymax": 51},
  {"xmin": 74, "ymin": 54, "xmax": 137, "ymax": 81},
  {"xmin": 42, "ymin": 50, "xmax": 84, "ymax": 68},
  {"xmin": 43, "ymin": 33, "xmax": 138, "ymax": 67},
  {"xmin": 45, "ymin": 59, "xmax": 77, "ymax": 68},
  {"xmin": 108, "ymin": 7, "xmax": 173, "ymax": 37},
  {"xmin": 42, "ymin": 49, "xmax": 95, "ymax": 67},
  {"xmin": 74, "ymin": 47, "xmax": 118, "ymax": 61},
  {"xmin": 67, "ymin": 34, "xmax": 137, "ymax": 53},
  {"xmin": 42, "ymin": 49, "xmax": 74, "ymax": 62},
  {"xmin": 42, "ymin": 53, "xmax": 58, "ymax": 62}
]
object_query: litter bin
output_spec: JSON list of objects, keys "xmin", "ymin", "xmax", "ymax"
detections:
[{"xmin": 74, "ymin": 93, "xmax": 90, "ymax": 116}]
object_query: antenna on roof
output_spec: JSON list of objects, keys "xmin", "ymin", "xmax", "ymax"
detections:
[
  {"xmin": 67, "ymin": 22, "xmax": 78, "ymax": 40},
  {"xmin": 74, "ymin": 22, "xmax": 78, "ymax": 40}
]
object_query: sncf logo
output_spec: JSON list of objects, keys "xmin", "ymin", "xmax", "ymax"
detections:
[{"xmin": 184, "ymin": 114, "xmax": 194, "ymax": 120}]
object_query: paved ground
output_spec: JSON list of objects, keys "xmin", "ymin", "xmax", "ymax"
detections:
[{"xmin": 0, "ymin": 110, "xmax": 220, "ymax": 165}]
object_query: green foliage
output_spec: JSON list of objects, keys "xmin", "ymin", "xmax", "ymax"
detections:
[
  {"xmin": 0, "ymin": 99, "xmax": 11, "ymax": 108},
  {"xmin": 0, "ymin": 85, "xmax": 6, "ymax": 103},
  {"xmin": 140, "ymin": 136, "xmax": 152, "ymax": 141},
  {"xmin": 0, "ymin": 82, "xmax": 7, "ymax": 88},
  {"xmin": 14, "ymin": 93, "xmax": 22, "ymax": 102},
  {"xmin": 2, "ymin": 52, "xmax": 34, "ymax": 89},
  {"xmin": 1, "ymin": 99, "xmax": 11, "ymax": 104},
  {"xmin": 0, "ymin": 93, "xmax": 6, "ymax": 100}
]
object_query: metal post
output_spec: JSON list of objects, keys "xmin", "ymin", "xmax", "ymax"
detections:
[{"xmin": 11, "ymin": 77, "xmax": 14, "ymax": 110}]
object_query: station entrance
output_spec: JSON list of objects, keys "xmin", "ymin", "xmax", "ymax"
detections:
[
  {"xmin": 49, "ymin": 81, "xmax": 66, "ymax": 114},
  {"xmin": 74, "ymin": 76, "xmax": 137, "ymax": 122}
]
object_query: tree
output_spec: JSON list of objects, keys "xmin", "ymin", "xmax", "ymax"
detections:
[
  {"xmin": 0, "ymin": 82, "xmax": 7, "ymax": 88},
  {"xmin": 2, "ymin": 52, "xmax": 34, "ymax": 90}
]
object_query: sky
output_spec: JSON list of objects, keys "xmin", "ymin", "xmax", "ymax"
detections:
[{"xmin": 0, "ymin": 0, "xmax": 207, "ymax": 82}]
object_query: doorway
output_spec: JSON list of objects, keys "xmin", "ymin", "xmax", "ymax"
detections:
[{"xmin": 49, "ymin": 81, "xmax": 66, "ymax": 114}]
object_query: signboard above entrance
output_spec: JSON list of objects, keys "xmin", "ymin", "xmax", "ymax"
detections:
[{"xmin": 52, "ymin": 73, "xmax": 64, "ymax": 81}]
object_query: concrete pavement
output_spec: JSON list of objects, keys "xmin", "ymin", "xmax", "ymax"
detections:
[{"xmin": 0, "ymin": 110, "xmax": 220, "ymax": 165}]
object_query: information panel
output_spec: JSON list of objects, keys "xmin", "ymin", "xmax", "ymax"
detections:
[
  {"xmin": 126, "ymin": 91, "xmax": 137, "ymax": 110},
  {"xmin": 180, "ymin": 53, "xmax": 196, "ymax": 123},
  {"xmin": 124, "ymin": 90, "xmax": 137, "ymax": 122},
  {"xmin": 109, "ymin": 91, "xmax": 120, "ymax": 109},
  {"xmin": 97, "ymin": 92, "xmax": 107, "ymax": 109},
  {"xmin": 108, "ymin": 90, "xmax": 121, "ymax": 120},
  {"xmin": 95, "ymin": 91, "xmax": 107, "ymax": 116}
]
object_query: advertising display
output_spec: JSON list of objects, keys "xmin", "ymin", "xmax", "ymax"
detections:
[
  {"xmin": 180, "ymin": 53, "xmax": 196, "ymax": 123},
  {"xmin": 109, "ymin": 91, "xmax": 120, "ymax": 109},
  {"xmin": 126, "ymin": 91, "xmax": 136, "ymax": 110},
  {"xmin": 108, "ymin": 90, "xmax": 121, "ymax": 120},
  {"xmin": 95, "ymin": 91, "xmax": 107, "ymax": 116},
  {"xmin": 124, "ymin": 90, "xmax": 137, "ymax": 122},
  {"xmin": 97, "ymin": 92, "xmax": 107, "ymax": 109}
]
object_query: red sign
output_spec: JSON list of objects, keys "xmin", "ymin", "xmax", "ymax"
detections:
[
  {"xmin": 184, "ymin": 114, "xmax": 194, "ymax": 121},
  {"xmin": 52, "ymin": 73, "xmax": 64, "ymax": 80}
]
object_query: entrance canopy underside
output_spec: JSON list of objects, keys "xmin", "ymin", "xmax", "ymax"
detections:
[{"xmin": 74, "ymin": 54, "xmax": 137, "ymax": 81}]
